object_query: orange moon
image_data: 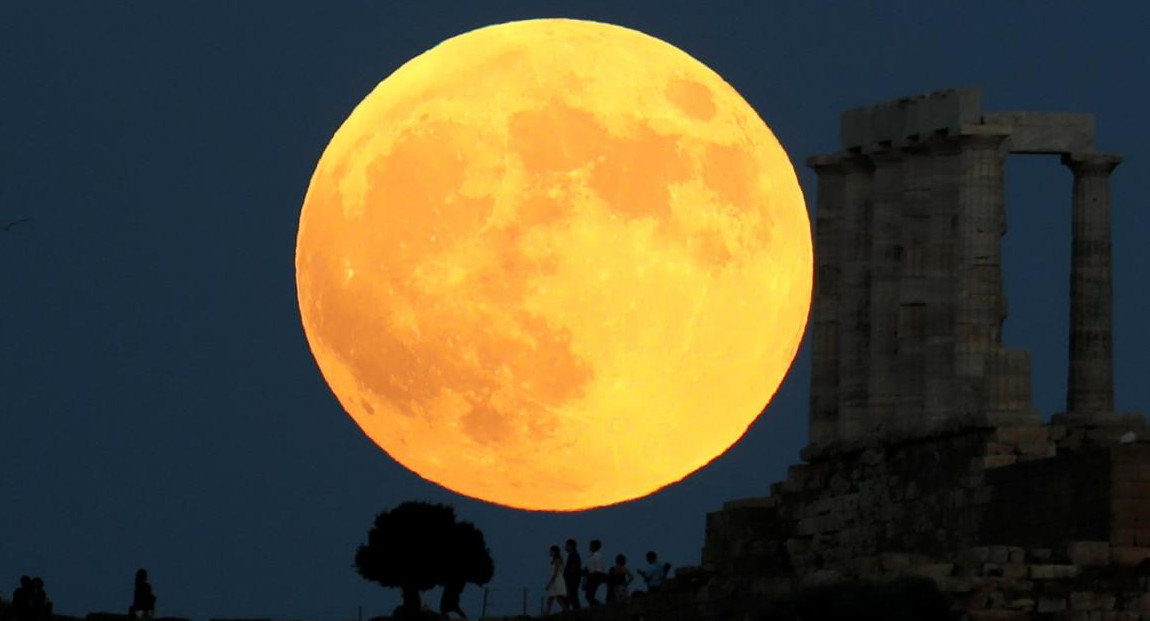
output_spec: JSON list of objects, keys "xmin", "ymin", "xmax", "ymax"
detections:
[{"xmin": 295, "ymin": 19, "xmax": 812, "ymax": 511}]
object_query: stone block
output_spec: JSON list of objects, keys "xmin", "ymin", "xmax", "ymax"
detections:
[
  {"xmin": 1008, "ymin": 547, "xmax": 1026, "ymax": 564},
  {"xmin": 1110, "ymin": 546, "xmax": 1150, "ymax": 566},
  {"xmin": 987, "ymin": 442, "xmax": 1014, "ymax": 455},
  {"xmin": 983, "ymin": 112, "xmax": 1094, "ymax": 154},
  {"xmin": 996, "ymin": 425, "xmax": 1050, "ymax": 444},
  {"xmin": 1113, "ymin": 499, "xmax": 1150, "ymax": 525},
  {"xmin": 1113, "ymin": 481, "xmax": 1150, "ymax": 499},
  {"xmin": 1055, "ymin": 564, "xmax": 1082, "ymax": 579},
  {"xmin": 980, "ymin": 455, "xmax": 1017, "ymax": 469},
  {"xmin": 989, "ymin": 546, "xmax": 1011, "ymax": 564},
  {"xmin": 785, "ymin": 537, "xmax": 810, "ymax": 556},
  {"xmin": 1001, "ymin": 564, "xmax": 1029, "ymax": 579},
  {"xmin": 970, "ymin": 589, "xmax": 1007, "ymax": 610},
  {"xmin": 843, "ymin": 555, "xmax": 880, "ymax": 575},
  {"xmin": 1104, "ymin": 613, "xmax": 1139, "ymax": 621},
  {"xmin": 981, "ymin": 410, "xmax": 1043, "ymax": 427},
  {"xmin": 1068, "ymin": 541, "xmax": 1112, "ymax": 566},
  {"xmin": 1072, "ymin": 592, "xmax": 1104, "ymax": 611},
  {"xmin": 1114, "ymin": 529, "xmax": 1137, "ymax": 546},
  {"xmin": 1007, "ymin": 598, "xmax": 1036, "ymax": 611},
  {"xmin": 880, "ymin": 552, "xmax": 912, "ymax": 571},
  {"xmin": 1039, "ymin": 597, "xmax": 1069, "ymax": 613},
  {"xmin": 1031, "ymin": 564, "xmax": 1080, "ymax": 579},
  {"xmin": 1029, "ymin": 548, "xmax": 1053, "ymax": 562},
  {"xmin": 1112, "ymin": 463, "xmax": 1142, "ymax": 483},
  {"xmin": 913, "ymin": 563, "xmax": 955, "ymax": 578},
  {"xmin": 1017, "ymin": 439, "xmax": 1055, "ymax": 456},
  {"xmin": 968, "ymin": 611, "xmax": 1030, "ymax": 621},
  {"xmin": 938, "ymin": 576, "xmax": 976, "ymax": 593}
]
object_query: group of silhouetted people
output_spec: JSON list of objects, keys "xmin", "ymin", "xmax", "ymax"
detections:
[
  {"xmin": 5, "ymin": 576, "xmax": 52, "ymax": 621},
  {"xmin": 0, "ymin": 570, "xmax": 153, "ymax": 621},
  {"xmin": 542, "ymin": 539, "xmax": 670, "ymax": 615}
]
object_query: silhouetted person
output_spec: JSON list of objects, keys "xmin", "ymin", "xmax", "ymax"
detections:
[
  {"xmin": 543, "ymin": 545, "xmax": 568, "ymax": 616},
  {"xmin": 637, "ymin": 551, "xmax": 664, "ymax": 593},
  {"xmin": 11, "ymin": 576, "xmax": 31, "ymax": 621},
  {"xmin": 28, "ymin": 578, "xmax": 50, "ymax": 621},
  {"xmin": 439, "ymin": 579, "xmax": 466, "ymax": 619},
  {"xmin": 583, "ymin": 539, "xmax": 607, "ymax": 606},
  {"xmin": 605, "ymin": 554, "xmax": 632, "ymax": 604},
  {"xmin": 563, "ymin": 539, "xmax": 582, "ymax": 610},
  {"xmin": 130, "ymin": 569, "xmax": 155, "ymax": 620}
]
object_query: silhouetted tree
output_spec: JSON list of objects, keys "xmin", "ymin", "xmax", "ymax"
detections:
[{"xmin": 354, "ymin": 502, "xmax": 494, "ymax": 619}]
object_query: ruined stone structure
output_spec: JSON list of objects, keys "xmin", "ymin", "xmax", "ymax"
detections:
[
  {"xmin": 552, "ymin": 89, "xmax": 1150, "ymax": 621},
  {"xmin": 804, "ymin": 86, "xmax": 1124, "ymax": 449},
  {"xmin": 693, "ymin": 88, "xmax": 1150, "ymax": 621}
]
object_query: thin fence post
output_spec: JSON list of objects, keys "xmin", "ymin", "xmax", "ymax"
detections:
[
  {"xmin": 522, "ymin": 586, "xmax": 528, "ymax": 616},
  {"xmin": 480, "ymin": 587, "xmax": 488, "ymax": 619}
]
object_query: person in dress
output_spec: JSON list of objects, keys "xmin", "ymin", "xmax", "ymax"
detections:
[{"xmin": 542, "ymin": 545, "xmax": 568, "ymax": 616}]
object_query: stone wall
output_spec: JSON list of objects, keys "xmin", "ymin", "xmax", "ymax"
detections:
[{"xmin": 691, "ymin": 428, "xmax": 1150, "ymax": 621}]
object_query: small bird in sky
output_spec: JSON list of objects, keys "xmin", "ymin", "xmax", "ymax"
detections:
[{"xmin": 1, "ymin": 217, "xmax": 31, "ymax": 231}]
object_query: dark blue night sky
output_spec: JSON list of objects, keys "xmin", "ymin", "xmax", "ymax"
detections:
[{"xmin": 3, "ymin": 2, "xmax": 1148, "ymax": 620}]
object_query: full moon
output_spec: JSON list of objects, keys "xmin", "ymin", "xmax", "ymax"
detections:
[{"xmin": 296, "ymin": 19, "xmax": 812, "ymax": 511}]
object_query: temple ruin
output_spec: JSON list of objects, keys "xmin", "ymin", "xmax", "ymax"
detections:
[
  {"xmin": 804, "ymin": 86, "xmax": 1127, "ymax": 451},
  {"xmin": 567, "ymin": 88, "xmax": 1150, "ymax": 621}
]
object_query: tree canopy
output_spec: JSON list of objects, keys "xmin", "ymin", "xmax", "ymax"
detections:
[{"xmin": 354, "ymin": 501, "xmax": 494, "ymax": 617}]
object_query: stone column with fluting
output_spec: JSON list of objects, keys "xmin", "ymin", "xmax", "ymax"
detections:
[
  {"xmin": 807, "ymin": 155, "xmax": 847, "ymax": 447},
  {"xmin": 867, "ymin": 148, "xmax": 903, "ymax": 437},
  {"xmin": 837, "ymin": 155, "xmax": 874, "ymax": 443},
  {"xmin": 1064, "ymin": 152, "xmax": 1121, "ymax": 415},
  {"xmin": 922, "ymin": 137, "xmax": 961, "ymax": 429},
  {"xmin": 953, "ymin": 127, "xmax": 1011, "ymax": 419},
  {"xmin": 896, "ymin": 144, "xmax": 932, "ymax": 433}
]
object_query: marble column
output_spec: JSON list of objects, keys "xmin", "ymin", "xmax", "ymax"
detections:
[
  {"xmin": 807, "ymin": 155, "xmax": 847, "ymax": 447},
  {"xmin": 953, "ymin": 128, "xmax": 1010, "ymax": 417},
  {"xmin": 1063, "ymin": 152, "xmax": 1121, "ymax": 414},
  {"xmin": 896, "ymin": 144, "xmax": 933, "ymax": 430},
  {"xmin": 922, "ymin": 138, "xmax": 961, "ymax": 428},
  {"xmin": 868, "ymin": 148, "xmax": 903, "ymax": 437},
  {"xmin": 837, "ymin": 155, "xmax": 874, "ymax": 443}
]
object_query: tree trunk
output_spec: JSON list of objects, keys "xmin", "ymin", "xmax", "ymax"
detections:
[{"xmin": 400, "ymin": 586, "xmax": 421, "ymax": 618}]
